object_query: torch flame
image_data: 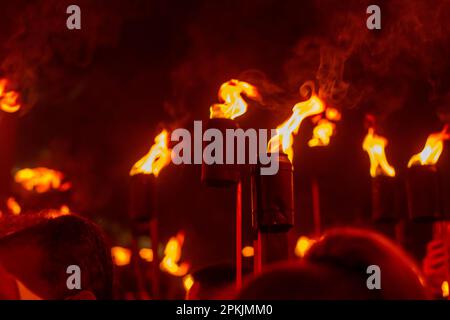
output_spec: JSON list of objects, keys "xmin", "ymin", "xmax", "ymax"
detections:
[
  {"xmin": 14, "ymin": 168, "xmax": 70, "ymax": 193},
  {"xmin": 139, "ymin": 248, "xmax": 154, "ymax": 262},
  {"xmin": 241, "ymin": 246, "xmax": 255, "ymax": 258},
  {"xmin": 6, "ymin": 197, "xmax": 21, "ymax": 215},
  {"xmin": 210, "ymin": 79, "xmax": 260, "ymax": 120},
  {"xmin": 130, "ymin": 129, "xmax": 171, "ymax": 177},
  {"xmin": 363, "ymin": 128, "xmax": 396, "ymax": 178},
  {"xmin": 268, "ymin": 94, "xmax": 325, "ymax": 161},
  {"xmin": 160, "ymin": 232, "xmax": 189, "ymax": 277},
  {"xmin": 295, "ymin": 236, "xmax": 316, "ymax": 258},
  {"xmin": 183, "ymin": 274, "xmax": 195, "ymax": 293},
  {"xmin": 111, "ymin": 246, "xmax": 131, "ymax": 266},
  {"xmin": 308, "ymin": 119, "xmax": 336, "ymax": 147},
  {"xmin": 408, "ymin": 126, "xmax": 450, "ymax": 168},
  {"xmin": 442, "ymin": 281, "xmax": 449, "ymax": 299},
  {"xmin": 0, "ymin": 79, "xmax": 21, "ymax": 113}
]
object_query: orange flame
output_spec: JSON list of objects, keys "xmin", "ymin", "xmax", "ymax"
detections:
[
  {"xmin": 363, "ymin": 128, "xmax": 396, "ymax": 178},
  {"xmin": 14, "ymin": 168, "xmax": 70, "ymax": 193},
  {"xmin": 160, "ymin": 232, "xmax": 189, "ymax": 277},
  {"xmin": 295, "ymin": 236, "xmax": 316, "ymax": 258},
  {"xmin": 210, "ymin": 79, "xmax": 260, "ymax": 120},
  {"xmin": 130, "ymin": 130, "xmax": 171, "ymax": 177},
  {"xmin": 308, "ymin": 119, "xmax": 336, "ymax": 147},
  {"xmin": 139, "ymin": 248, "xmax": 154, "ymax": 262},
  {"xmin": 442, "ymin": 281, "xmax": 449, "ymax": 299},
  {"xmin": 325, "ymin": 108, "xmax": 341, "ymax": 121},
  {"xmin": 111, "ymin": 246, "xmax": 131, "ymax": 266},
  {"xmin": 408, "ymin": 126, "xmax": 450, "ymax": 168},
  {"xmin": 241, "ymin": 246, "xmax": 254, "ymax": 258},
  {"xmin": 0, "ymin": 79, "xmax": 21, "ymax": 113},
  {"xmin": 268, "ymin": 95, "xmax": 325, "ymax": 161},
  {"xmin": 6, "ymin": 197, "xmax": 21, "ymax": 215}
]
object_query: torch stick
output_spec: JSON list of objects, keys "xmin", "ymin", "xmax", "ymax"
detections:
[{"xmin": 236, "ymin": 180, "xmax": 242, "ymax": 290}]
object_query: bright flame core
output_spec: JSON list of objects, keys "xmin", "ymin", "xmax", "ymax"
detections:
[
  {"xmin": 111, "ymin": 247, "xmax": 131, "ymax": 266},
  {"xmin": 130, "ymin": 130, "xmax": 171, "ymax": 177},
  {"xmin": 209, "ymin": 79, "xmax": 259, "ymax": 120},
  {"xmin": 242, "ymin": 246, "xmax": 255, "ymax": 257},
  {"xmin": 442, "ymin": 281, "xmax": 449, "ymax": 298},
  {"xmin": 363, "ymin": 128, "xmax": 396, "ymax": 178},
  {"xmin": 14, "ymin": 168, "xmax": 70, "ymax": 193},
  {"xmin": 160, "ymin": 232, "xmax": 189, "ymax": 277},
  {"xmin": 408, "ymin": 126, "xmax": 450, "ymax": 168},
  {"xmin": 139, "ymin": 248, "xmax": 154, "ymax": 262},
  {"xmin": 308, "ymin": 119, "xmax": 336, "ymax": 147},
  {"xmin": 183, "ymin": 274, "xmax": 195, "ymax": 293},
  {"xmin": 0, "ymin": 79, "xmax": 21, "ymax": 113},
  {"xmin": 268, "ymin": 95, "xmax": 325, "ymax": 161},
  {"xmin": 7, "ymin": 197, "xmax": 21, "ymax": 215},
  {"xmin": 295, "ymin": 236, "xmax": 316, "ymax": 258}
]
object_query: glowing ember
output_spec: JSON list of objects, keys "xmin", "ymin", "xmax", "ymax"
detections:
[
  {"xmin": 442, "ymin": 281, "xmax": 449, "ymax": 298},
  {"xmin": 160, "ymin": 232, "xmax": 189, "ymax": 277},
  {"xmin": 111, "ymin": 246, "xmax": 131, "ymax": 267},
  {"xmin": 0, "ymin": 79, "xmax": 21, "ymax": 113},
  {"xmin": 308, "ymin": 119, "xmax": 336, "ymax": 147},
  {"xmin": 408, "ymin": 126, "xmax": 450, "ymax": 168},
  {"xmin": 241, "ymin": 246, "xmax": 254, "ymax": 258},
  {"xmin": 130, "ymin": 129, "xmax": 171, "ymax": 177},
  {"xmin": 6, "ymin": 197, "xmax": 21, "ymax": 215},
  {"xmin": 268, "ymin": 94, "xmax": 325, "ymax": 161},
  {"xmin": 363, "ymin": 128, "xmax": 396, "ymax": 178},
  {"xmin": 210, "ymin": 79, "xmax": 260, "ymax": 120},
  {"xmin": 325, "ymin": 108, "xmax": 341, "ymax": 121},
  {"xmin": 139, "ymin": 248, "xmax": 154, "ymax": 262},
  {"xmin": 183, "ymin": 274, "xmax": 195, "ymax": 293},
  {"xmin": 14, "ymin": 168, "xmax": 70, "ymax": 193},
  {"xmin": 295, "ymin": 236, "xmax": 316, "ymax": 258},
  {"xmin": 60, "ymin": 205, "xmax": 70, "ymax": 214}
]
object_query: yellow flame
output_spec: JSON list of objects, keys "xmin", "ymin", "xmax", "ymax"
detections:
[
  {"xmin": 295, "ymin": 236, "xmax": 316, "ymax": 258},
  {"xmin": 6, "ymin": 197, "xmax": 21, "ymax": 215},
  {"xmin": 308, "ymin": 119, "xmax": 336, "ymax": 147},
  {"xmin": 325, "ymin": 108, "xmax": 341, "ymax": 121},
  {"xmin": 183, "ymin": 274, "xmax": 195, "ymax": 292},
  {"xmin": 210, "ymin": 79, "xmax": 260, "ymax": 120},
  {"xmin": 160, "ymin": 232, "xmax": 189, "ymax": 276},
  {"xmin": 111, "ymin": 247, "xmax": 131, "ymax": 266},
  {"xmin": 268, "ymin": 95, "xmax": 325, "ymax": 161},
  {"xmin": 130, "ymin": 129, "xmax": 171, "ymax": 177},
  {"xmin": 0, "ymin": 79, "xmax": 21, "ymax": 113},
  {"xmin": 14, "ymin": 168, "xmax": 69, "ymax": 193},
  {"xmin": 363, "ymin": 128, "xmax": 396, "ymax": 178},
  {"xmin": 408, "ymin": 126, "xmax": 450, "ymax": 168},
  {"xmin": 242, "ymin": 246, "xmax": 255, "ymax": 258},
  {"xmin": 442, "ymin": 281, "xmax": 449, "ymax": 298},
  {"xmin": 60, "ymin": 205, "xmax": 70, "ymax": 214},
  {"xmin": 139, "ymin": 248, "xmax": 154, "ymax": 262}
]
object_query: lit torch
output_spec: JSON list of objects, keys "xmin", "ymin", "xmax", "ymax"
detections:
[
  {"xmin": 129, "ymin": 129, "xmax": 171, "ymax": 298},
  {"xmin": 0, "ymin": 79, "xmax": 21, "ymax": 114},
  {"xmin": 406, "ymin": 126, "xmax": 449, "ymax": 221},
  {"xmin": 160, "ymin": 232, "xmax": 189, "ymax": 277}
]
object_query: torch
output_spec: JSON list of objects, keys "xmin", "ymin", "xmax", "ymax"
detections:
[
  {"xmin": 201, "ymin": 79, "xmax": 260, "ymax": 289},
  {"xmin": 0, "ymin": 78, "xmax": 21, "ymax": 213},
  {"xmin": 252, "ymin": 92, "xmax": 325, "ymax": 271},
  {"xmin": 129, "ymin": 129, "xmax": 171, "ymax": 298}
]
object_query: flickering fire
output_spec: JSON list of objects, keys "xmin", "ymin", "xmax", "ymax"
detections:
[
  {"xmin": 268, "ymin": 95, "xmax": 325, "ymax": 161},
  {"xmin": 111, "ymin": 246, "xmax": 131, "ymax": 267},
  {"xmin": 308, "ymin": 119, "xmax": 336, "ymax": 147},
  {"xmin": 242, "ymin": 246, "xmax": 255, "ymax": 258},
  {"xmin": 130, "ymin": 129, "xmax": 171, "ymax": 177},
  {"xmin": 14, "ymin": 168, "xmax": 70, "ymax": 193},
  {"xmin": 183, "ymin": 274, "xmax": 195, "ymax": 292},
  {"xmin": 363, "ymin": 128, "xmax": 396, "ymax": 178},
  {"xmin": 442, "ymin": 280, "xmax": 449, "ymax": 298},
  {"xmin": 209, "ymin": 79, "xmax": 260, "ymax": 120},
  {"xmin": 325, "ymin": 107, "xmax": 341, "ymax": 121},
  {"xmin": 295, "ymin": 236, "xmax": 316, "ymax": 258},
  {"xmin": 60, "ymin": 205, "xmax": 70, "ymax": 214},
  {"xmin": 6, "ymin": 197, "xmax": 21, "ymax": 215},
  {"xmin": 139, "ymin": 248, "xmax": 154, "ymax": 262},
  {"xmin": 0, "ymin": 79, "xmax": 21, "ymax": 113},
  {"xmin": 160, "ymin": 232, "xmax": 189, "ymax": 276},
  {"xmin": 408, "ymin": 126, "xmax": 450, "ymax": 168}
]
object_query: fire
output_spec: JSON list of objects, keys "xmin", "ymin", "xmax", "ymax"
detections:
[
  {"xmin": 209, "ymin": 79, "xmax": 260, "ymax": 120},
  {"xmin": 14, "ymin": 168, "xmax": 70, "ymax": 193},
  {"xmin": 111, "ymin": 246, "xmax": 131, "ymax": 267},
  {"xmin": 363, "ymin": 128, "xmax": 396, "ymax": 178},
  {"xmin": 0, "ymin": 79, "xmax": 21, "ymax": 113},
  {"xmin": 183, "ymin": 274, "xmax": 195, "ymax": 292},
  {"xmin": 139, "ymin": 248, "xmax": 154, "ymax": 262},
  {"xmin": 60, "ymin": 205, "xmax": 70, "ymax": 214},
  {"xmin": 442, "ymin": 281, "xmax": 449, "ymax": 298},
  {"xmin": 6, "ymin": 197, "xmax": 21, "ymax": 215},
  {"xmin": 242, "ymin": 246, "xmax": 254, "ymax": 258},
  {"xmin": 160, "ymin": 232, "xmax": 189, "ymax": 277},
  {"xmin": 408, "ymin": 126, "xmax": 450, "ymax": 168},
  {"xmin": 295, "ymin": 236, "xmax": 316, "ymax": 258},
  {"xmin": 325, "ymin": 108, "xmax": 341, "ymax": 121},
  {"xmin": 308, "ymin": 119, "xmax": 336, "ymax": 147},
  {"xmin": 130, "ymin": 129, "xmax": 171, "ymax": 177},
  {"xmin": 268, "ymin": 94, "xmax": 325, "ymax": 161}
]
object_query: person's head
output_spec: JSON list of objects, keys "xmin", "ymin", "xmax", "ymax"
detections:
[
  {"xmin": 0, "ymin": 211, "xmax": 113, "ymax": 299},
  {"xmin": 305, "ymin": 227, "xmax": 429, "ymax": 299}
]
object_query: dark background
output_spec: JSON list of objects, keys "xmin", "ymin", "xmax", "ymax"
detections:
[{"xmin": 0, "ymin": 0, "xmax": 450, "ymax": 270}]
